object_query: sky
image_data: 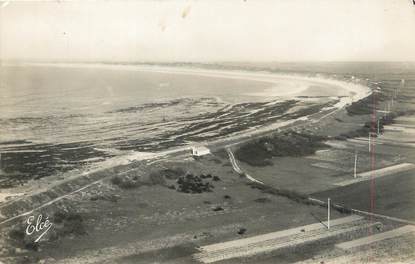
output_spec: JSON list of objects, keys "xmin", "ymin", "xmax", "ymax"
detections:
[{"xmin": 0, "ymin": 0, "xmax": 414, "ymax": 62}]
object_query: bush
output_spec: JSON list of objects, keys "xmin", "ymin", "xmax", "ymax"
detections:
[
  {"xmin": 237, "ymin": 228, "xmax": 247, "ymax": 235},
  {"xmin": 235, "ymin": 132, "xmax": 328, "ymax": 166},
  {"xmin": 176, "ymin": 174, "xmax": 214, "ymax": 193},
  {"xmin": 212, "ymin": 206, "xmax": 224, "ymax": 211}
]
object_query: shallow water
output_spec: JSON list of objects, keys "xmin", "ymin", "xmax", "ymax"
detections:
[{"xmin": 0, "ymin": 64, "xmax": 348, "ymax": 186}]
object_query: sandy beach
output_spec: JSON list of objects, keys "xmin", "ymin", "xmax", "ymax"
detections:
[{"xmin": 22, "ymin": 62, "xmax": 371, "ymax": 100}]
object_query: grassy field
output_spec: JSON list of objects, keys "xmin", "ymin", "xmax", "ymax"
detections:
[
  {"xmin": 313, "ymin": 170, "xmax": 415, "ymax": 221},
  {"xmin": 0, "ymin": 153, "xmax": 348, "ymax": 264}
]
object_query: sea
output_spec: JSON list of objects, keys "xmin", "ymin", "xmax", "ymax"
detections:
[{"xmin": 0, "ymin": 62, "xmax": 412, "ymax": 187}]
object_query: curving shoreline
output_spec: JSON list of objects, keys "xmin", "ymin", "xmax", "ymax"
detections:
[
  {"xmin": 20, "ymin": 62, "xmax": 371, "ymax": 100},
  {"xmin": 0, "ymin": 64, "xmax": 372, "ymax": 205},
  {"xmin": 87, "ymin": 64, "xmax": 371, "ymax": 161}
]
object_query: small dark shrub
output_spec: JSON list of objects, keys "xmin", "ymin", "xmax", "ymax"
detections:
[
  {"xmin": 237, "ymin": 228, "xmax": 247, "ymax": 235},
  {"xmin": 212, "ymin": 206, "xmax": 224, "ymax": 211},
  {"xmin": 176, "ymin": 174, "xmax": 214, "ymax": 193},
  {"xmin": 212, "ymin": 176, "xmax": 221, "ymax": 181}
]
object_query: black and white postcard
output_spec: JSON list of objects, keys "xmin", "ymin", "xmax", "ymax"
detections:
[{"xmin": 0, "ymin": 1, "xmax": 414, "ymax": 263}]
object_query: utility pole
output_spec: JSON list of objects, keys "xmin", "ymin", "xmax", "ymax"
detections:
[
  {"xmin": 368, "ymin": 132, "xmax": 371, "ymax": 153},
  {"xmin": 327, "ymin": 198, "xmax": 331, "ymax": 230},
  {"xmin": 354, "ymin": 151, "xmax": 358, "ymax": 178},
  {"xmin": 377, "ymin": 119, "xmax": 380, "ymax": 136}
]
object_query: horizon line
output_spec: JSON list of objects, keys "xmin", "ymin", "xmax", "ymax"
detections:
[{"xmin": 2, "ymin": 59, "xmax": 415, "ymax": 64}]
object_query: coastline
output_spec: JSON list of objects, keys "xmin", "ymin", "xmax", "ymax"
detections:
[
  {"xmin": 10, "ymin": 62, "xmax": 370, "ymax": 99},
  {"xmin": 1, "ymin": 63, "xmax": 414, "ymax": 264},
  {"xmin": 0, "ymin": 64, "xmax": 372, "ymax": 206}
]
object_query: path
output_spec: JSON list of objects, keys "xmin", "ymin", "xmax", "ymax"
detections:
[{"xmin": 226, "ymin": 148, "xmax": 264, "ymax": 184}]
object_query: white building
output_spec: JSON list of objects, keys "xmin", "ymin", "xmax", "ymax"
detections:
[{"xmin": 191, "ymin": 145, "xmax": 211, "ymax": 157}]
